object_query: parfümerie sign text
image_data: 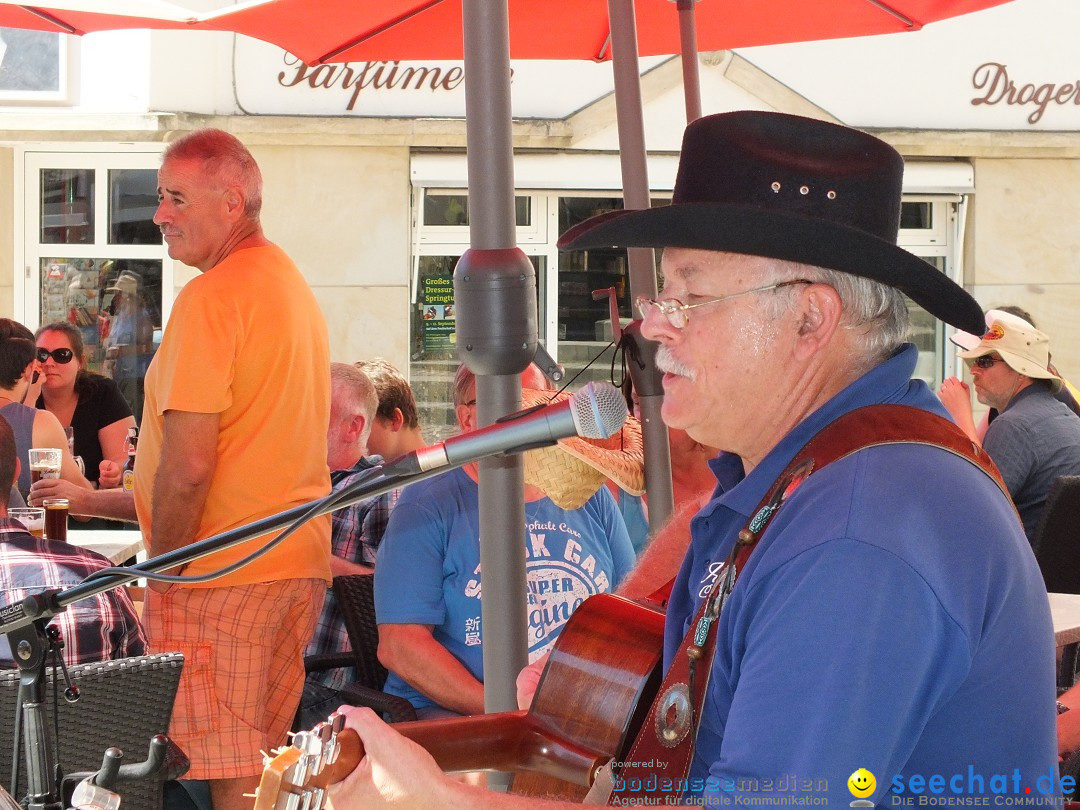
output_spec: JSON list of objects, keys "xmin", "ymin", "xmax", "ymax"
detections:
[{"xmin": 278, "ymin": 56, "xmax": 465, "ymax": 112}]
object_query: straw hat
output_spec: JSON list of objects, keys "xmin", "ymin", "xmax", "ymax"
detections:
[
  {"xmin": 520, "ymin": 386, "xmax": 645, "ymax": 510},
  {"xmin": 958, "ymin": 319, "xmax": 1063, "ymax": 393}
]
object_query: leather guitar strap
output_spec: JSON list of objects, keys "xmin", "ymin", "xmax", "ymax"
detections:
[{"xmin": 609, "ymin": 404, "xmax": 1009, "ymax": 805}]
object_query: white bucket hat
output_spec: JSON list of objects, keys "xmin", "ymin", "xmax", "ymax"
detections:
[
  {"xmin": 950, "ymin": 309, "xmax": 1033, "ymax": 352},
  {"xmin": 958, "ymin": 319, "xmax": 1063, "ymax": 393}
]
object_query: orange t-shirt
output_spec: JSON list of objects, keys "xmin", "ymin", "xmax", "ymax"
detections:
[{"xmin": 134, "ymin": 244, "xmax": 331, "ymax": 586}]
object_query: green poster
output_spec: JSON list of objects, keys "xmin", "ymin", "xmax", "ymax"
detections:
[{"xmin": 420, "ymin": 274, "xmax": 456, "ymax": 352}]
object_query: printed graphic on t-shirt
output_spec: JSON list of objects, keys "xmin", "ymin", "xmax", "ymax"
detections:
[{"xmin": 461, "ymin": 519, "xmax": 614, "ymax": 661}]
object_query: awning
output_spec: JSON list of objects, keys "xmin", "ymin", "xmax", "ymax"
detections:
[{"xmin": 411, "ymin": 152, "xmax": 974, "ymax": 194}]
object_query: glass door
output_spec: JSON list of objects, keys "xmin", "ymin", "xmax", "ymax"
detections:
[{"xmin": 22, "ymin": 149, "xmax": 171, "ymax": 424}]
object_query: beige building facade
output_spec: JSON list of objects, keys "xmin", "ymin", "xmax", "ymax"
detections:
[{"xmin": 0, "ymin": 0, "xmax": 1075, "ymax": 437}]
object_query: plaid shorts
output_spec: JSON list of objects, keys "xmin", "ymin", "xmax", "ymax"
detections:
[{"xmin": 143, "ymin": 579, "xmax": 324, "ymax": 780}]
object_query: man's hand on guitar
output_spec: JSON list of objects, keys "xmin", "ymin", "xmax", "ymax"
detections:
[
  {"xmin": 326, "ymin": 706, "xmax": 460, "ymax": 810},
  {"xmin": 516, "ymin": 653, "xmax": 549, "ymax": 710}
]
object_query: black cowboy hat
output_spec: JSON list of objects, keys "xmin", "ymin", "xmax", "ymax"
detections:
[{"xmin": 558, "ymin": 111, "xmax": 984, "ymax": 334}]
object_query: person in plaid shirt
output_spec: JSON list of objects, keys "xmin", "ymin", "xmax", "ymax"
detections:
[
  {"xmin": 298, "ymin": 364, "xmax": 399, "ymax": 727},
  {"xmin": 0, "ymin": 417, "xmax": 146, "ymax": 668}
]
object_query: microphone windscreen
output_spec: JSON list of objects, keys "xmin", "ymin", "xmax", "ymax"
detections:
[{"xmin": 570, "ymin": 382, "xmax": 628, "ymax": 439}]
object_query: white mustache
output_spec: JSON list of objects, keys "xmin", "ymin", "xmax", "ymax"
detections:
[{"xmin": 656, "ymin": 347, "xmax": 696, "ymax": 382}]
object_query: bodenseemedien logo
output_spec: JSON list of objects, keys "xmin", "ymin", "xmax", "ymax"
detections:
[{"xmin": 849, "ymin": 769, "xmax": 877, "ymax": 807}]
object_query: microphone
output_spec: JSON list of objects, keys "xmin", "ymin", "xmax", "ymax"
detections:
[{"xmin": 382, "ymin": 381, "xmax": 628, "ymax": 477}]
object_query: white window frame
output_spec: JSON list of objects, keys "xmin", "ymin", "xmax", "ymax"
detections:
[
  {"xmin": 15, "ymin": 145, "xmax": 173, "ymax": 329},
  {"xmin": 411, "ymin": 157, "xmax": 970, "ymax": 382}
]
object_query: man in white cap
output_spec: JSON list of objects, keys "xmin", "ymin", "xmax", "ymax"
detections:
[
  {"xmin": 958, "ymin": 319, "xmax": 1080, "ymax": 543},
  {"xmin": 940, "ymin": 307, "xmax": 1080, "ymax": 443}
]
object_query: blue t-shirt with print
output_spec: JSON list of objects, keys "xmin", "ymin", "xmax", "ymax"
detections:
[{"xmin": 375, "ymin": 467, "xmax": 635, "ymax": 712}]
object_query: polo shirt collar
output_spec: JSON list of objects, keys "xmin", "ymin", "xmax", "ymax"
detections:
[{"xmin": 702, "ymin": 343, "xmax": 923, "ymax": 521}]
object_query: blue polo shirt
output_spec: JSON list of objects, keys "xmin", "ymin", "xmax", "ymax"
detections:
[{"xmin": 658, "ymin": 344, "xmax": 1059, "ymax": 807}]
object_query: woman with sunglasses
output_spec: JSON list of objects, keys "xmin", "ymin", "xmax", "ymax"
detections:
[
  {"xmin": 33, "ymin": 322, "xmax": 135, "ymax": 492},
  {"xmin": 0, "ymin": 319, "xmax": 93, "ymax": 501}
]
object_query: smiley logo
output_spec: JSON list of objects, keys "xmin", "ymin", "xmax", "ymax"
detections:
[{"xmin": 848, "ymin": 768, "xmax": 876, "ymax": 799}]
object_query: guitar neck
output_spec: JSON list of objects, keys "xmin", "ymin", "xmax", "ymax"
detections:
[
  {"xmin": 333, "ymin": 711, "xmax": 603, "ymax": 782},
  {"xmin": 257, "ymin": 710, "xmax": 605, "ymax": 810},
  {"xmin": 258, "ymin": 593, "xmax": 668, "ymax": 809}
]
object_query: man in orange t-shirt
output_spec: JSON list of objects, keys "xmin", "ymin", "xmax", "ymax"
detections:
[{"xmin": 137, "ymin": 129, "xmax": 331, "ymax": 810}]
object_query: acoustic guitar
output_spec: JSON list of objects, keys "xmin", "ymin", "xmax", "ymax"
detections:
[{"xmin": 254, "ymin": 592, "xmax": 666, "ymax": 810}]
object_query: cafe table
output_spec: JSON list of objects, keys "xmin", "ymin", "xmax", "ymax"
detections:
[
  {"xmin": 1049, "ymin": 592, "xmax": 1080, "ymax": 689},
  {"xmin": 66, "ymin": 529, "xmax": 145, "ymax": 566}
]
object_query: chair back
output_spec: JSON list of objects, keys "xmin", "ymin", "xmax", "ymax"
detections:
[
  {"xmin": 1033, "ymin": 475, "xmax": 1080, "ymax": 593},
  {"xmin": 0, "ymin": 652, "xmax": 184, "ymax": 810},
  {"xmin": 333, "ymin": 574, "xmax": 388, "ymax": 690}
]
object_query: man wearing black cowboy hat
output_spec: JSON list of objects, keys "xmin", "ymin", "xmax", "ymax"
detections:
[{"xmin": 325, "ymin": 112, "xmax": 1058, "ymax": 808}]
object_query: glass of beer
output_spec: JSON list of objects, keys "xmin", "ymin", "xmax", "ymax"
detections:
[
  {"xmin": 42, "ymin": 498, "xmax": 69, "ymax": 542},
  {"xmin": 29, "ymin": 448, "xmax": 62, "ymax": 484},
  {"xmin": 11, "ymin": 507, "xmax": 45, "ymax": 539}
]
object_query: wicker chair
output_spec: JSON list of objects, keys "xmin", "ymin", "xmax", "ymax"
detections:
[
  {"xmin": 0, "ymin": 652, "xmax": 187, "ymax": 810},
  {"xmin": 303, "ymin": 574, "xmax": 416, "ymax": 724}
]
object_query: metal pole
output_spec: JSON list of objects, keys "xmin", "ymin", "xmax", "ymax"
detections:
[
  {"xmin": 677, "ymin": 0, "xmax": 703, "ymax": 122},
  {"xmin": 459, "ymin": 0, "xmax": 534, "ymax": 737},
  {"xmin": 607, "ymin": 0, "xmax": 674, "ymax": 533}
]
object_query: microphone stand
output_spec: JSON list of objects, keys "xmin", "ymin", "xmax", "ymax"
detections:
[{"xmin": 0, "ymin": 437, "xmax": 556, "ymax": 808}]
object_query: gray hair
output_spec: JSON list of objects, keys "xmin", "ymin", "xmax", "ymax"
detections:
[
  {"xmin": 764, "ymin": 260, "xmax": 910, "ymax": 370},
  {"xmin": 163, "ymin": 129, "xmax": 263, "ymax": 220},
  {"xmin": 331, "ymin": 363, "xmax": 379, "ymax": 453}
]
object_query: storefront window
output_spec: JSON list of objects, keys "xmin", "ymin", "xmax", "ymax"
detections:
[
  {"xmin": 410, "ymin": 185, "xmax": 958, "ymax": 441},
  {"xmin": 901, "ymin": 201, "xmax": 932, "ymax": 230},
  {"xmin": 410, "ymin": 254, "xmax": 546, "ymax": 441},
  {"xmin": 24, "ymin": 152, "xmax": 169, "ymax": 426},
  {"xmin": 109, "ymin": 169, "xmax": 161, "ymax": 245},
  {"xmin": 908, "ymin": 256, "xmax": 947, "ymax": 388},
  {"xmin": 38, "ymin": 257, "xmax": 162, "ymax": 422},
  {"xmin": 41, "ymin": 169, "xmax": 94, "ymax": 245},
  {"xmin": 422, "ymin": 191, "xmax": 531, "ymax": 227}
]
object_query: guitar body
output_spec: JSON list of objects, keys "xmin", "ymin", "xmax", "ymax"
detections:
[
  {"xmin": 256, "ymin": 593, "xmax": 667, "ymax": 810},
  {"xmin": 511, "ymin": 592, "xmax": 667, "ymax": 799}
]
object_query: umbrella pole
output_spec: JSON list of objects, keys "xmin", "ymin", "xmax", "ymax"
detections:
[
  {"xmin": 458, "ymin": 0, "xmax": 535, "ymax": 746},
  {"xmin": 677, "ymin": 0, "xmax": 704, "ymax": 122},
  {"xmin": 607, "ymin": 0, "xmax": 674, "ymax": 534}
]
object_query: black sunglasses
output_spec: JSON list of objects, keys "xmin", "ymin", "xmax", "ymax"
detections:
[
  {"xmin": 36, "ymin": 347, "xmax": 74, "ymax": 364},
  {"xmin": 966, "ymin": 355, "xmax": 1001, "ymax": 370}
]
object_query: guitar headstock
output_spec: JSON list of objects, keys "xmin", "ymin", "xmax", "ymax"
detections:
[{"xmin": 254, "ymin": 713, "xmax": 357, "ymax": 810}]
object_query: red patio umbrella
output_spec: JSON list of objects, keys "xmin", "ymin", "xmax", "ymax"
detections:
[
  {"xmin": 196, "ymin": 0, "xmax": 1014, "ymax": 66},
  {"xmin": 0, "ymin": 0, "xmax": 194, "ymax": 33}
]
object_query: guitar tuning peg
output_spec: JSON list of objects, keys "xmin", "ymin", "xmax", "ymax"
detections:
[{"xmin": 328, "ymin": 713, "xmax": 346, "ymax": 734}]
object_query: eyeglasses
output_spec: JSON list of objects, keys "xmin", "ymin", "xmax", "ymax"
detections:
[
  {"xmin": 636, "ymin": 280, "xmax": 813, "ymax": 330},
  {"xmin": 966, "ymin": 355, "xmax": 1002, "ymax": 370},
  {"xmin": 36, "ymin": 347, "xmax": 74, "ymax": 364}
]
